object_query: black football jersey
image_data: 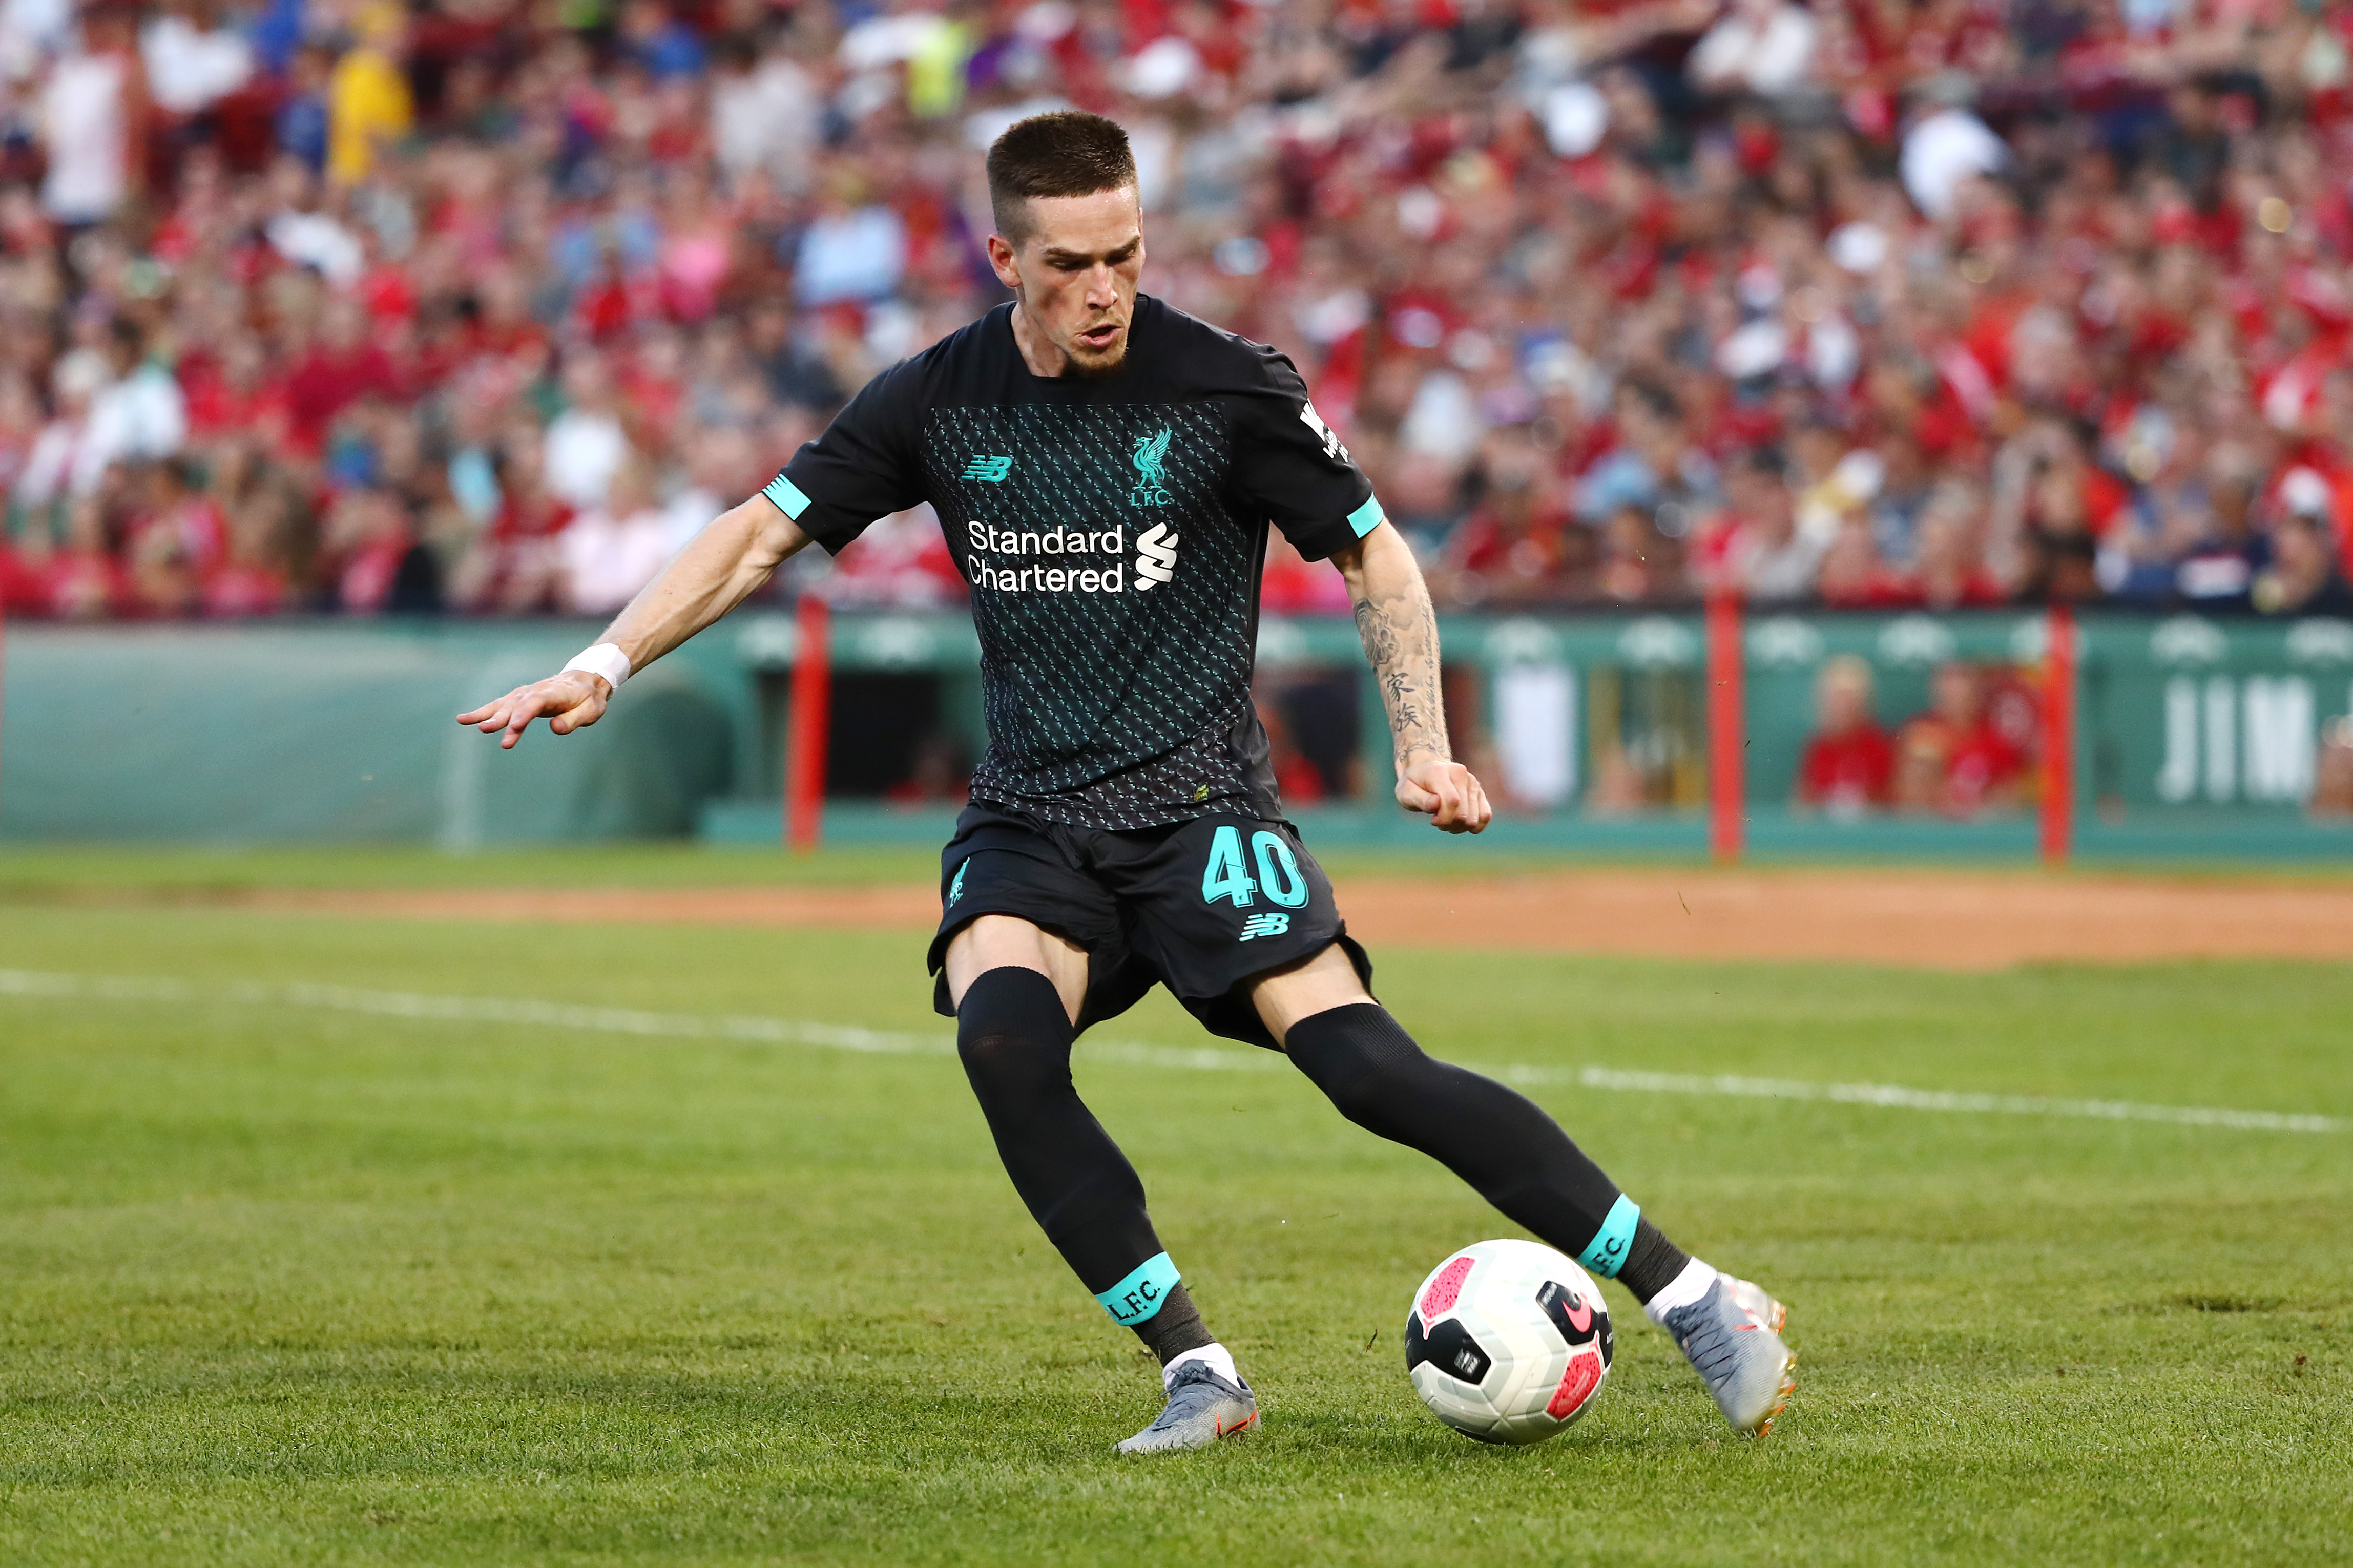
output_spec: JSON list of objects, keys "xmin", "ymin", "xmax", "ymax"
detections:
[{"xmin": 764, "ymin": 295, "xmax": 1384, "ymax": 830}]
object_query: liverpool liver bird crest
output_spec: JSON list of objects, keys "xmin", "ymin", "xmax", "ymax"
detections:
[{"xmin": 1129, "ymin": 427, "xmax": 1173, "ymax": 506}]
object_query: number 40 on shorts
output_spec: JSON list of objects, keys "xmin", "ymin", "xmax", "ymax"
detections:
[{"xmin": 1200, "ymin": 825, "xmax": 1310, "ymax": 910}]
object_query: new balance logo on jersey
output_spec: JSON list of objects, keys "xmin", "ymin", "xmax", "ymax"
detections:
[
  {"xmin": 1299, "ymin": 402, "xmax": 1350, "ymax": 465},
  {"xmin": 1238, "ymin": 912, "xmax": 1290, "ymax": 942},
  {"xmin": 1130, "ymin": 427, "xmax": 1173, "ymax": 505},
  {"xmin": 1134, "ymin": 522, "xmax": 1179, "ymax": 590},
  {"xmin": 962, "ymin": 455, "xmax": 1013, "ymax": 481}
]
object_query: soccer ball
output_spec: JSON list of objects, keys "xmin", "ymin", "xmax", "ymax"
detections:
[{"xmin": 1405, "ymin": 1238, "xmax": 1614, "ymax": 1445}]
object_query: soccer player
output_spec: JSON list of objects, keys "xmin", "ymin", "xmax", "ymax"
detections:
[{"xmin": 459, "ymin": 112, "xmax": 1795, "ymax": 1452}]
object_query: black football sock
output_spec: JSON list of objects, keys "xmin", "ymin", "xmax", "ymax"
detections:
[
  {"xmin": 1284, "ymin": 1002, "xmax": 1657, "ymax": 1287},
  {"xmin": 956, "ymin": 966, "xmax": 1203, "ymax": 1336},
  {"xmin": 1615, "ymin": 1218, "xmax": 1694, "ymax": 1305},
  {"xmin": 1132, "ymin": 1282, "xmax": 1214, "ymax": 1366}
]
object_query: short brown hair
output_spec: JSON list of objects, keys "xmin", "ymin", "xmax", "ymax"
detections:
[{"xmin": 986, "ymin": 112, "xmax": 1137, "ymax": 243}]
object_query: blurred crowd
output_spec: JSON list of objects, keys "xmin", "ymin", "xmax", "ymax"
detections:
[
  {"xmin": 1794, "ymin": 653, "xmax": 2044, "ymax": 815},
  {"xmin": 3, "ymin": 0, "xmax": 2353, "ymax": 621}
]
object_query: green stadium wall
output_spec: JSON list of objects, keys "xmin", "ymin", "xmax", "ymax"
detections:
[{"xmin": 4, "ymin": 610, "xmax": 2350, "ymax": 860}]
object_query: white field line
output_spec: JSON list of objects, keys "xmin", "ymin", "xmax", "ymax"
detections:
[{"xmin": 1, "ymin": 968, "xmax": 2341, "ymax": 1136}]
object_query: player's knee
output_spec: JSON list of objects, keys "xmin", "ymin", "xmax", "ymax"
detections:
[
  {"xmin": 957, "ymin": 1028, "xmax": 1074, "ymax": 1101},
  {"xmin": 955, "ymin": 965, "xmax": 1076, "ymax": 1099}
]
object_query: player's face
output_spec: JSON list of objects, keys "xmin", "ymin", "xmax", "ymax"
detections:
[{"xmin": 991, "ymin": 184, "xmax": 1146, "ymax": 377}]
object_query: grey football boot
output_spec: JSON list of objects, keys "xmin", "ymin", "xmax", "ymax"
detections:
[
  {"xmin": 1726, "ymin": 1274, "xmax": 1787, "ymax": 1334},
  {"xmin": 1659, "ymin": 1275, "xmax": 1795, "ymax": 1436},
  {"xmin": 1115, "ymin": 1358, "xmax": 1259, "ymax": 1454}
]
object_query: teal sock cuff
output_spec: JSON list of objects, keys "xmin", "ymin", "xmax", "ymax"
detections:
[
  {"xmin": 1094, "ymin": 1252, "xmax": 1181, "ymax": 1325},
  {"xmin": 1578, "ymin": 1195, "xmax": 1641, "ymax": 1278}
]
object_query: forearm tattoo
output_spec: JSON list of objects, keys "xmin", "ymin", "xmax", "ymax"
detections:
[{"xmin": 1352, "ymin": 576, "xmax": 1449, "ymax": 768}]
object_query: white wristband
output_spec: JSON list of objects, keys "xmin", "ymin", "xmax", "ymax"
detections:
[{"xmin": 563, "ymin": 642, "xmax": 633, "ymax": 693}]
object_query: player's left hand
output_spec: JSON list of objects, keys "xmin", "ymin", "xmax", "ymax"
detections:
[
  {"xmin": 456, "ymin": 670, "xmax": 612, "ymax": 749},
  {"xmin": 1397, "ymin": 757, "xmax": 1491, "ymax": 834}
]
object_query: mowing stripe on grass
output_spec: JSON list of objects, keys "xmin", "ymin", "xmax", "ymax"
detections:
[
  {"xmin": 1540, "ymin": 1066, "xmax": 2345, "ymax": 1134},
  {"xmin": 2, "ymin": 967, "xmax": 2341, "ymax": 1136}
]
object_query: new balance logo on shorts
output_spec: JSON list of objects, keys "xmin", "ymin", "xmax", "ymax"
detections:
[
  {"xmin": 962, "ymin": 455, "xmax": 1012, "ymax": 481},
  {"xmin": 1238, "ymin": 912, "xmax": 1290, "ymax": 942}
]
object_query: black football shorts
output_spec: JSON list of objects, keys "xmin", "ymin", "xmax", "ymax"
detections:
[{"xmin": 927, "ymin": 801, "xmax": 1372, "ymax": 1050}]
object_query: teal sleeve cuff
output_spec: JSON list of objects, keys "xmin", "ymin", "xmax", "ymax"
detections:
[
  {"xmin": 1578, "ymin": 1195, "xmax": 1641, "ymax": 1278},
  {"xmin": 1346, "ymin": 494, "xmax": 1386, "ymax": 538},
  {"xmin": 1094, "ymin": 1252, "xmax": 1181, "ymax": 1325},
  {"xmin": 763, "ymin": 473, "xmax": 811, "ymax": 520}
]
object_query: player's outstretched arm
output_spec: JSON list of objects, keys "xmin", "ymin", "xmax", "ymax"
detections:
[
  {"xmin": 456, "ymin": 493, "xmax": 814, "ymax": 748},
  {"xmin": 1331, "ymin": 521, "xmax": 1491, "ymax": 834}
]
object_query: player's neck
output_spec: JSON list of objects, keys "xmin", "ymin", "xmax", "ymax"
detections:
[{"xmin": 1008, "ymin": 301, "xmax": 1072, "ymax": 379}]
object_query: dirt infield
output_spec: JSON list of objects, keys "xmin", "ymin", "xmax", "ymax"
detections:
[{"xmin": 230, "ymin": 870, "xmax": 2353, "ymax": 971}]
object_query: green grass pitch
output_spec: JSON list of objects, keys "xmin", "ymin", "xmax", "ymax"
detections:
[{"xmin": 2, "ymin": 852, "xmax": 2349, "ymax": 1565}]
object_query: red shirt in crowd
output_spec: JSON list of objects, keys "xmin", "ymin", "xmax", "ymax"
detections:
[
  {"xmin": 201, "ymin": 561, "xmax": 287, "ymax": 617},
  {"xmin": 337, "ymin": 535, "xmax": 410, "ymax": 612},
  {"xmin": 1272, "ymin": 747, "xmax": 1327, "ymax": 804},
  {"xmin": 1899, "ymin": 715, "xmax": 2025, "ymax": 814},
  {"xmin": 359, "ymin": 262, "xmax": 417, "ymax": 324},
  {"xmin": 1947, "ymin": 724, "xmax": 2024, "ymax": 811},
  {"xmin": 0, "ymin": 543, "xmax": 44, "ymax": 613},
  {"xmin": 1798, "ymin": 724, "xmax": 1896, "ymax": 813},
  {"xmin": 1447, "ymin": 502, "xmax": 1577, "ymax": 593},
  {"xmin": 35, "ymin": 547, "xmax": 129, "ymax": 619},
  {"xmin": 127, "ymin": 497, "xmax": 228, "ymax": 579},
  {"xmin": 182, "ymin": 366, "xmax": 295, "ymax": 441},
  {"xmin": 287, "ymin": 343, "xmax": 398, "ymax": 448},
  {"xmin": 1261, "ymin": 535, "xmax": 1351, "ymax": 614},
  {"xmin": 2078, "ymin": 464, "xmax": 2130, "ymax": 537}
]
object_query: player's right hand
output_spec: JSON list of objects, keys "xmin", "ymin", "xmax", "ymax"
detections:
[
  {"xmin": 456, "ymin": 671, "xmax": 612, "ymax": 749},
  {"xmin": 1397, "ymin": 756, "xmax": 1492, "ymax": 834}
]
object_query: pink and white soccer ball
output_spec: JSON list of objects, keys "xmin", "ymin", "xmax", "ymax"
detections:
[{"xmin": 1405, "ymin": 1238, "xmax": 1614, "ymax": 1445}]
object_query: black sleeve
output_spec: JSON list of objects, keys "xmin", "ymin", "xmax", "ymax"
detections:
[
  {"xmin": 761, "ymin": 363, "xmax": 927, "ymax": 555},
  {"xmin": 1221, "ymin": 343, "xmax": 1383, "ymax": 563}
]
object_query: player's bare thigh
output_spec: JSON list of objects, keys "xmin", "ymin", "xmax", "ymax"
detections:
[
  {"xmin": 1249, "ymin": 942, "xmax": 1373, "ymax": 1049},
  {"xmin": 944, "ymin": 913, "xmax": 1090, "ymax": 1025}
]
